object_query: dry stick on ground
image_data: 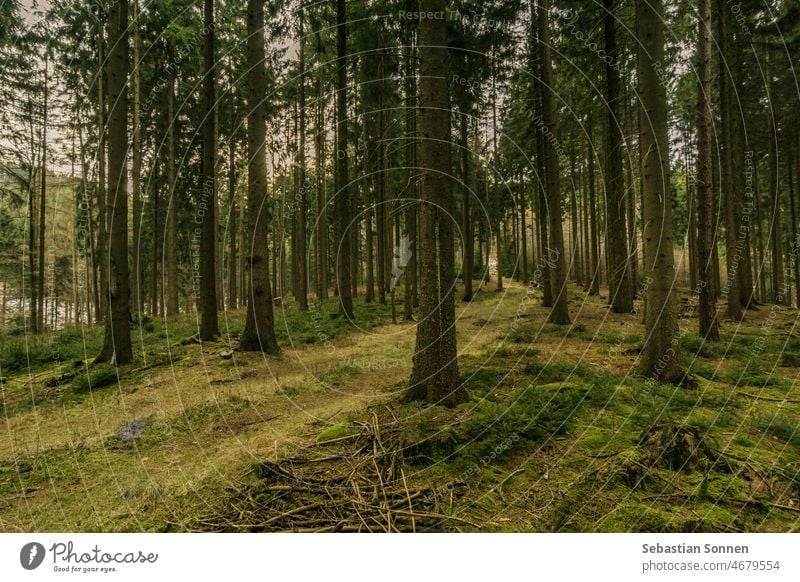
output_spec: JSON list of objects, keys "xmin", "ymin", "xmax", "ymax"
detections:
[{"xmin": 738, "ymin": 391, "xmax": 800, "ymax": 403}]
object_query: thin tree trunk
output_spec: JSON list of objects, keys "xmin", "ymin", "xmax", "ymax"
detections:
[
  {"xmin": 588, "ymin": 121, "xmax": 600, "ymax": 295},
  {"xmin": 766, "ymin": 54, "xmax": 784, "ymax": 304},
  {"xmin": 199, "ymin": 0, "xmax": 219, "ymax": 339},
  {"xmin": 696, "ymin": 0, "xmax": 719, "ymax": 340},
  {"xmin": 131, "ymin": 0, "xmax": 143, "ymax": 321},
  {"xmin": 717, "ymin": 0, "xmax": 741, "ymax": 320},
  {"xmin": 165, "ymin": 40, "xmax": 179, "ymax": 317},
  {"xmin": 404, "ymin": 13, "xmax": 417, "ymax": 320},
  {"xmin": 37, "ymin": 51, "xmax": 48, "ymax": 332},
  {"xmin": 334, "ymin": 0, "xmax": 353, "ymax": 318},
  {"xmin": 314, "ymin": 59, "xmax": 328, "ymax": 301},
  {"xmin": 603, "ymin": 0, "xmax": 633, "ymax": 313},
  {"xmin": 296, "ymin": 13, "xmax": 308, "ymax": 310},
  {"xmin": 460, "ymin": 111, "xmax": 473, "ymax": 300},
  {"xmin": 227, "ymin": 106, "xmax": 238, "ymax": 311},
  {"xmin": 96, "ymin": 23, "xmax": 108, "ymax": 325}
]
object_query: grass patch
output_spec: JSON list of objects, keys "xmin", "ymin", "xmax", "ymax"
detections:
[{"xmin": 71, "ymin": 365, "xmax": 119, "ymax": 394}]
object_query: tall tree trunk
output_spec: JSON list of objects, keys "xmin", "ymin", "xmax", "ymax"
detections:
[
  {"xmin": 152, "ymin": 153, "xmax": 160, "ymax": 316},
  {"xmin": 240, "ymin": 0, "xmax": 279, "ymax": 354},
  {"xmin": 539, "ymin": 0, "xmax": 570, "ymax": 324},
  {"xmin": 766, "ymin": 54, "xmax": 784, "ymax": 304},
  {"xmin": 227, "ymin": 105, "xmax": 238, "ymax": 311},
  {"xmin": 406, "ymin": 1, "xmax": 466, "ymax": 406},
  {"xmin": 460, "ymin": 110, "xmax": 473, "ymax": 301},
  {"xmin": 685, "ymin": 140, "xmax": 699, "ymax": 291},
  {"xmin": 520, "ymin": 177, "xmax": 529, "ymax": 283},
  {"xmin": 131, "ymin": 0, "xmax": 143, "ymax": 321},
  {"xmin": 603, "ymin": 0, "xmax": 633, "ymax": 313},
  {"xmin": 731, "ymin": 32, "xmax": 754, "ymax": 308},
  {"xmin": 96, "ymin": 23, "xmax": 108, "ymax": 325},
  {"xmin": 165, "ymin": 40, "xmax": 179, "ymax": 317},
  {"xmin": 334, "ymin": 0, "xmax": 353, "ymax": 318},
  {"xmin": 296, "ymin": 13, "xmax": 308, "ymax": 310},
  {"xmin": 789, "ymin": 132, "xmax": 799, "ymax": 308},
  {"xmin": 717, "ymin": 0, "xmax": 742, "ymax": 320},
  {"xmin": 587, "ymin": 120, "xmax": 600, "ymax": 295},
  {"xmin": 491, "ymin": 57, "xmax": 503, "ymax": 292},
  {"xmin": 754, "ymin": 160, "xmax": 767, "ymax": 303},
  {"xmin": 569, "ymin": 149, "xmax": 580, "ymax": 285},
  {"xmin": 696, "ymin": 0, "xmax": 719, "ymax": 340},
  {"xmin": 636, "ymin": 0, "xmax": 683, "ymax": 382},
  {"xmin": 530, "ymin": 5, "xmax": 552, "ymax": 307},
  {"xmin": 199, "ymin": 0, "xmax": 219, "ymax": 339},
  {"xmin": 314, "ymin": 73, "xmax": 328, "ymax": 301},
  {"xmin": 27, "ymin": 163, "xmax": 36, "ymax": 332},
  {"xmin": 404, "ymin": 13, "xmax": 417, "ymax": 320},
  {"xmin": 96, "ymin": 0, "xmax": 132, "ymax": 364},
  {"xmin": 37, "ymin": 51, "xmax": 48, "ymax": 332}
]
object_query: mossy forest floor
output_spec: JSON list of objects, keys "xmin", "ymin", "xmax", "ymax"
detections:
[{"xmin": 1, "ymin": 281, "xmax": 799, "ymax": 532}]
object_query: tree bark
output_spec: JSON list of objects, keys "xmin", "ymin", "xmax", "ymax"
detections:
[
  {"xmin": 37, "ymin": 51, "xmax": 48, "ymax": 332},
  {"xmin": 406, "ymin": 0, "xmax": 466, "ymax": 406},
  {"xmin": 95, "ymin": 0, "xmax": 132, "ymax": 365},
  {"xmin": 636, "ymin": 0, "xmax": 683, "ymax": 382},
  {"xmin": 539, "ymin": 0, "xmax": 570, "ymax": 324},
  {"xmin": 240, "ymin": 0, "xmax": 279, "ymax": 354},
  {"xmin": 296, "ymin": 12, "xmax": 309, "ymax": 310},
  {"xmin": 696, "ymin": 0, "xmax": 719, "ymax": 339},
  {"xmin": 131, "ymin": 0, "xmax": 143, "ymax": 321},
  {"xmin": 334, "ymin": 0, "xmax": 353, "ymax": 318},
  {"xmin": 604, "ymin": 0, "xmax": 634, "ymax": 313},
  {"xmin": 165, "ymin": 40, "xmax": 179, "ymax": 316},
  {"xmin": 717, "ymin": 0, "xmax": 742, "ymax": 321},
  {"xmin": 199, "ymin": 0, "xmax": 219, "ymax": 340}
]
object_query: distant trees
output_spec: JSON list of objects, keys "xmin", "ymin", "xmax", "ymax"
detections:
[{"xmin": 2, "ymin": 0, "xmax": 800, "ymax": 392}]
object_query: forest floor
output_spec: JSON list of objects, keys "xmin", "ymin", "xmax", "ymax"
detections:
[{"xmin": 1, "ymin": 281, "xmax": 799, "ymax": 532}]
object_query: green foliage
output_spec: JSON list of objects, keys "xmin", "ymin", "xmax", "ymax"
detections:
[
  {"xmin": 457, "ymin": 385, "xmax": 588, "ymax": 465},
  {"xmin": 722, "ymin": 359, "xmax": 785, "ymax": 387},
  {"xmin": 71, "ymin": 365, "xmax": 118, "ymax": 394},
  {"xmin": 753, "ymin": 413, "xmax": 800, "ymax": 448}
]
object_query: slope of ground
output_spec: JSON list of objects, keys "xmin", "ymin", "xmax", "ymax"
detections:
[{"xmin": 1, "ymin": 282, "xmax": 799, "ymax": 532}]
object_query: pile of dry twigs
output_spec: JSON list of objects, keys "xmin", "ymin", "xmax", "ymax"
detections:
[{"xmin": 195, "ymin": 412, "xmax": 475, "ymax": 532}]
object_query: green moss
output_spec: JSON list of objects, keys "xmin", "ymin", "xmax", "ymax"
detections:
[
  {"xmin": 71, "ymin": 365, "xmax": 119, "ymax": 393},
  {"xmin": 316, "ymin": 424, "xmax": 357, "ymax": 442}
]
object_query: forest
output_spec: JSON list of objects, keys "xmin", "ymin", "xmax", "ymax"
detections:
[{"xmin": 0, "ymin": 0, "xmax": 799, "ymax": 533}]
